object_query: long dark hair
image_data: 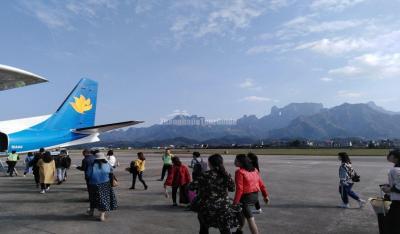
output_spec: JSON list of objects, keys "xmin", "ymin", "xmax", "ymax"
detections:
[
  {"xmin": 42, "ymin": 151, "xmax": 53, "ymax": 163},
  {"xmin": 208, "ymin": 154, "xmax": 229, "ymax": 178},
  {"xmin": 235, "ymin": 154, "xmax": 255, "ymax": 172},
  {"xmin": 338, "ymin": 152, "xmax": 351, "ymax": 164},
  {"xmin": 388, "ymin": 149, "xmax": 400, "ymax": 167},
  {"xmin": 137, "ymin": 152, "xmax": 145, "ymax": 160},
  {"xmin": 172, "ymin": 156, "xmax": 182, "ymax": 166},
  {"xmin": 247, "ymin": 152, "xmax": 259, "ymax": 171}
]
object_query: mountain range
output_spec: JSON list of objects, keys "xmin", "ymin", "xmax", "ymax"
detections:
[{"xmin": 100, "ymin": 102, "xmax": 400, "ymax": 145}]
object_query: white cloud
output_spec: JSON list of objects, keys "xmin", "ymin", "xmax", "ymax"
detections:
[
  {"xmin": 296, "ymin": 37, "xmax": 372, "ymax": 55},
  {"xmin": 169, "ymin": 0, "xmax": 295, "ymax": 44},
  {"xmin": 167, "ymin": 109, "xmax": 190, "ymax": 117},
  {"xmin": 241, "ymin": 96, "xmax": 271, "ymax": 102},
  {"xmin": 238, "ymin": 78, "xmax": 263, "ymax": 91},
  {"xmin": 337, "ymin": 90, "xmax": 363, "ymax": 98},
  {"xmin": 18, "ymin": 0, "xmax": 121, "ymax": 30},
  {"xmin": 328, "ymin": 66, "xmax": 363, "ymax": 76},
  {"xmin": 320, "ymin": 77, "xmax": 333, "ymax": 82},
  {"xmin": 329, "ymin": 53, "xmax": 400, "ymax": 79},
  {"xmin": 310, "ymin": 0, "xmax": 367, "ymax": 12}
]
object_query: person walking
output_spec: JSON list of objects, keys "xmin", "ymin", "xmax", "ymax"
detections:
[
  {"xmin": 37, "ymin": 151, "xmax": 56, "ymax": 194},
  {"xmin": 77, "ymin": 149, "xmax": 96, "ymax": 199},
  {"xmin": 55, "ymin": 153, "xmax": 68, "ymax": 184},
  {"xmin": 158, "ymin": 148, "xmax": 174, "ymax": 181},
  {"xmin": 381, "ymin": 149, "xmax": 400, "ymax": 233},
  {"xmin": 247, "ymin": 153, "xmax": 262, "ymax": 214},
  {"xmin": 338, "ymin": 152, "xmax": 366, "ymax": 208},
  {"xmin": 87, "ymin": 152, "xmax": 117, "ymax": 221},
  {"xmin": 107, "ymin": 150, "xmax": 117, "ymax": 168},
  {"xmin": 233, "ymin": 154, "xmax": 269, "ymax": 234},
  {"xmin": 190, "ymin": 154, "xmax": 240, "ymax": 234},
  {"xmin": 23, "ymin": 152, "xmax": 35, "ymax": 177},
  {"xmin": 6, "ymin": 150, "xmax": 19, "ymax": 177},
  {"xmin": 129, "ymin": 152, "xmax": 148, "ymax": 190},
  {"xmin": 190, "ymin": 151, "xmax": 208, "ymax": 181},
  {"xmin": 164, "ymin": 156, "xmax": 191, "ymax": 206},
  {"xmin": 30, "ymin": 150, "xmax": 44, "ymax": 188}
]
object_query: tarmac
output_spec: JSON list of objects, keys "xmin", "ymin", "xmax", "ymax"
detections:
[{"xmin": 0, "ymin": 152, "xmax": 391, "ymax": 234}]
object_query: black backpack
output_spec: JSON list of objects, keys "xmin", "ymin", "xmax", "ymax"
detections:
[{"xmin": 193, "ymin": 158, "xmax": 208, "ymax": 174}]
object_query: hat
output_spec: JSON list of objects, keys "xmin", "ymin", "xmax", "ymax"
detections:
[{"xmin": 95, "ymin": 152, "xmax": 107, "ymax": 160}]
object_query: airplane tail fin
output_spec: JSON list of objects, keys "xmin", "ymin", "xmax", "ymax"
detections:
[{"xmin": 41, "ymin": 78, "xmax": 98, "ymax": 130}]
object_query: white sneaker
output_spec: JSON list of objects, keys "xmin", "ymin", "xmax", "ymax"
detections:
[
  {"xmin": 45, "ymin": 187, "xmax": 50, "ymax": 192},
  {"xmin": 40, "ymin": 190, "xmax": 45, "ymax": 194},
  {"xmin": 339, "ymin": 203, "xmax": 350, "ymax": 208},
  {"xmin": 358, "ymin": 199, "xmax": 366, "ymax": 208},
  {"xmin": 252, "ymin": 209, "xmax": 263, "ymax": 214}
]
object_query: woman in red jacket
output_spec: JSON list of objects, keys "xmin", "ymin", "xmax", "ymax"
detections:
[
  {"xmin": 164, "ymin": 156, "xmax": 191, "ymax": 206},
  {"xmin": 233, "ymin": 154, "xmax": 269, "ymax": 234}
]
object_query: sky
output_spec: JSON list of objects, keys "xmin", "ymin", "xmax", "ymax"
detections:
[{"xmin": 1, "ymin": 0, "xmax": 400, "ymax": 126}]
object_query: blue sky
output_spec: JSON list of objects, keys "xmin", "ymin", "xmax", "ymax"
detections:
[{"xmin": 1, "ymin": 0, "xmax": 400, "ymax": 126}]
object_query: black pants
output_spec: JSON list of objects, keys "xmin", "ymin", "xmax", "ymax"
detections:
[
  {"xmin": 383, "ymin": 201, "xmax": 400, "ymax": 234},
  {"xmin": 6, "ymin": 161, "xmax": 17, "ymax": 176},
  {"xmin": 132, "ymin": 171, "xmax": 147, "ymax": 189},
  {"xmin": 199, "ymin": 213, "xmax": 231, "ymax": 234},
  {"xmin": 40, "ymin": 183, "xmax": 50, "ymax": 190},
  {"xmin": 172, "ymin": 184, "xmax": 189, "ymax": 204},
  {"xmin": 160, "ymin": 164, "xmax": 172, "ymax": 180},
  {"xmin": 33, "ymin": 171, "xmax": 40, "ymax": 185}
]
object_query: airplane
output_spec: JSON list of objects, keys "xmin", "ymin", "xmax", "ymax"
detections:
[{"xmin": 0, "ymin": 64, "xmax": 142, "ymax": 154}]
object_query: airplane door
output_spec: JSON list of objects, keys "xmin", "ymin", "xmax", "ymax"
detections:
[{"xmin": 0, "ymin": 132, "xmax": 8, "ymax": 152}]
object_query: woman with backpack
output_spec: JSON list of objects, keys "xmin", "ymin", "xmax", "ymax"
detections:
[
  {"xmin": 190, "ymin": 154, "xmax": 239, "ymax": 234},
  {"xmin": 129, "ymin": 152, "xmax": 148, "ymax": 190},
  {"xmin": 233, "ymin": 154, "xmax": 269, "ymax": 234},
  {"xmin": 164, "ymin": 156, "xmax": 191, "ymax": 206},
  {"xmin": 338, "ymin": 152, "xmax": 366, "ymax": 208}
]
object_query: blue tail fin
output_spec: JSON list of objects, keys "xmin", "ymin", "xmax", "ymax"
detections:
[{"xmin": 40, "ymin": 78, "xmax": 98, "ymax": 130}]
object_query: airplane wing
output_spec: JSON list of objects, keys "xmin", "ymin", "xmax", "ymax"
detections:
[
  {"xmin": 0, "ymin": 64, "xmax": 47, "ymax": 91},
  {"xmin": 73, "ymin": 121, "xmax": 144, "ymax": 134}
]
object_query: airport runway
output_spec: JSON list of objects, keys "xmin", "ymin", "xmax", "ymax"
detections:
[{"xmin": 0, "ymin": 152, "xmax": 391, "ymax": 234}]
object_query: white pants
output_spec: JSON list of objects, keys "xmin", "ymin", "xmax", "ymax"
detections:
[{"xmin": 57, "ymin": 168, "xmax": 66, "ymax": 182}]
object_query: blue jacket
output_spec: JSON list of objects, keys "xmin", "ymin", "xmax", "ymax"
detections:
[{"xmin": 87, "ymin": 161, "xmax": 111, "ymax": 185}]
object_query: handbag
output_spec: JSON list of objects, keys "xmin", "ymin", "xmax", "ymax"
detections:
[
  {"xmin": 351, "ymin": 172, "xmax": 361, "ymax": 183},
  {"xmin": 111, "ymin": 174, "xmax": 118, "ymax": 187}
]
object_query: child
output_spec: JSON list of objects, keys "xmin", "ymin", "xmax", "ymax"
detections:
[{"xmin": 129, "ymin": 152, "xmax": 148, "ymax": 190}]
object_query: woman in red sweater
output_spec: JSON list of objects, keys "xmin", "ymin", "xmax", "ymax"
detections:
[
  {"xmin": 164, "ymin": 156, "xmax": 191, "ymax": 206},
  {"xmin": 233, "ymin": 154, "xmax": 269, "ymax": 234}
]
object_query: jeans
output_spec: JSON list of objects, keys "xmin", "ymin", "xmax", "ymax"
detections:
[
  {"xmin": 57, "ymin": 168, "xmax": 66, "ymax": 182},
  {"xmin": 131, "ymin": 170, "xmax": 147, "ymax": 189},
  {"xmin": 339, "ymin": 183, "xmax": 360, "ymax": 204},
  {"xmin": 160, "ymin": 164, "xmax": 172, "ymax": 180}
]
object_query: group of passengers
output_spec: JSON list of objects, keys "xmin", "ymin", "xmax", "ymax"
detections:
[
  {"xmin": 153, "ymin": 149, "xmax": 269, "ymax": 234},
  {"xmin": 6, "ymin": 148, "xmax": 71, "ymax": 193},
  {"xmin": 4, "ymin": 146, "xmax": 399, "ymax": 233}
]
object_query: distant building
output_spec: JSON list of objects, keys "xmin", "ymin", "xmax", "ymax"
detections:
[{"xmin": 162, "ymin": 115, "xmax": 237, "ymax": 126}]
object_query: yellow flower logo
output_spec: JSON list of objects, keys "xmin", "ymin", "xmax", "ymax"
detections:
[{"xmin": 70, "ymin": 95, "xmax": 92, "ymax": 114}]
